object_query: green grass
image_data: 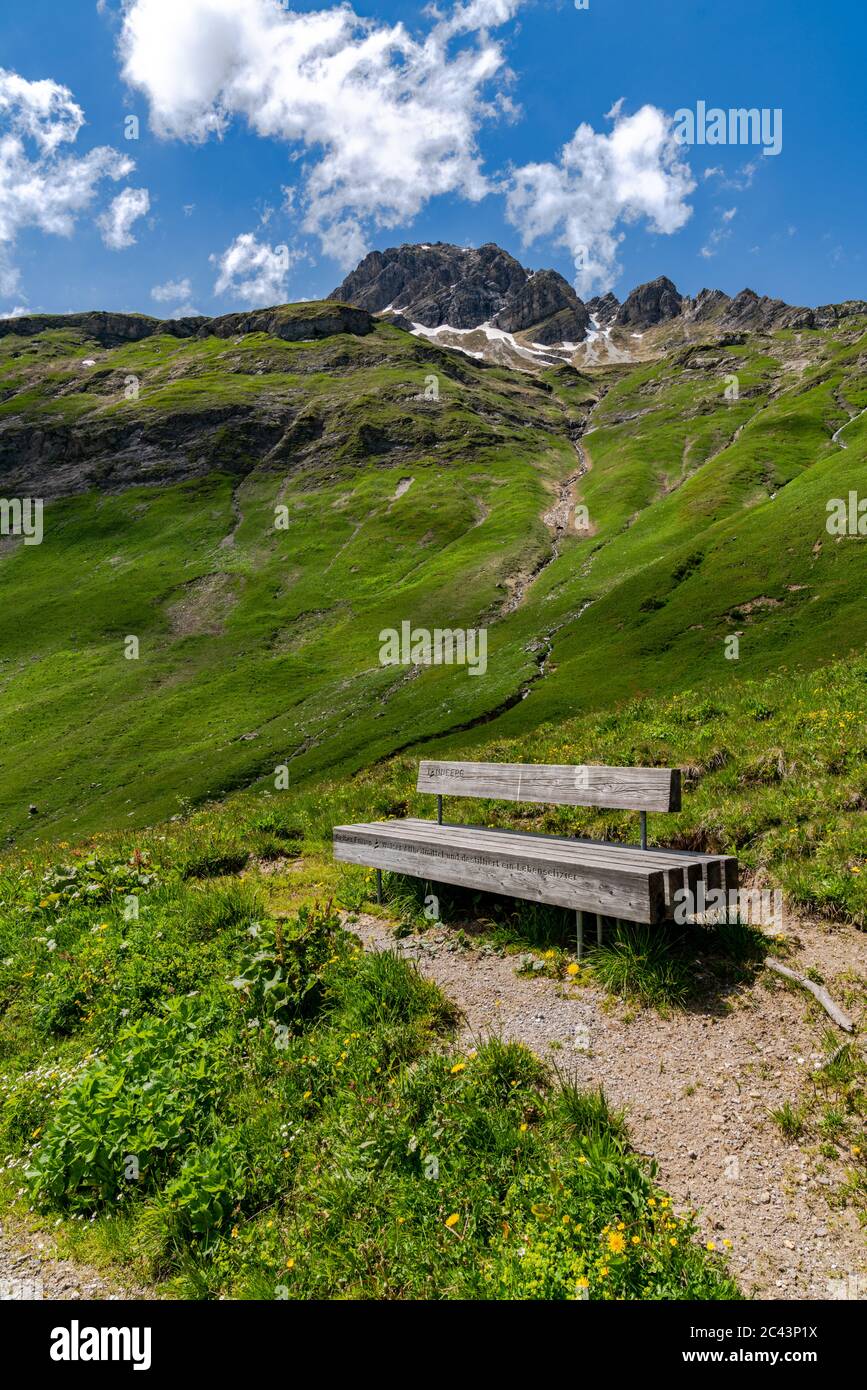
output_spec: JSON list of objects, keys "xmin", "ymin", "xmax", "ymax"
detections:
[
  {"xmin": 767, "ymin": 1030, "xmax": 866, "ymax": 1213},
  {"xmin": 0, "ymin": 311, "xmax": 865, "ymax": 848},
  {"xmin": 0, "ymin": 842, "xmax": 737, "ymax": 1300},
  {"xmin": 163, "ymin": 650, "xmax": 863, "ymax": 929},
  {"xmin": 1, "ymin": 304, "xmax": 865, "ymax": 1298}
]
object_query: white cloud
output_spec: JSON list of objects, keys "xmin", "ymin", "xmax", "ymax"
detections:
[
  {"xmin": 118, "ymin": 0, "xmax": 518, "ymax": 262},
  {"xmin": 151, "ymin": 276, "xmax": 192, "ymax": 303},
  {"xmin": 210, "ymin": 231, "xmax": 296, "ymax": 305},
  {"xmin": 719, "ymin": 159, "xmax": 758, "ymax": 192},
  {"xmin": 700, "ymin": 206, "xmax": 737, "ymax": 259},
  {"xmin": 97, "ymin": 186, "xmax": 150, "ymax": 249},
  {"xmin": 438, "ymin": 0, "xmax": 525, "ymax": 36},
  {"xmin": 0, "ymin": 67, "xmax": 135, "ymax": 285},
  {"xmin": 0, "ymin": 68, "xmax": 85, "ymax": 154},
  {"xmin": 505, "ymin": 103, "xmax": 695, "ymax": 296},
  {"xmin": 318, "ymin": 218, "xmax": 368, "ymax": 271},
  {"xmin": 151, "ymin": 275, "xmax": 199, "ymax": 316}
]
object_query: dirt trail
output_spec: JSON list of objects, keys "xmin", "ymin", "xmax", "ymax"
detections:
[{"xmin": 348, "ymin": 910, "xmax": 867, "ymax": 1301}]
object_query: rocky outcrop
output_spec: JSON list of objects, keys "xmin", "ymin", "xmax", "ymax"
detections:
[
  {"xmin": 491, "ymin": 270, "xmax": 590, "ymax": 343},
  {"xmin": 813, "ymin": 300, "xmax": 867, "ymax": 328},
  {"xmin": 615, "ymin": 276, "xmax": 684, "ymax": 329},
  {"xmin": 0, "ymin": 303, "xmax": 374, "ymax": 349},
  {"xmin": 682, "ymin": 288, "xmax": 731, "ymax": 323},
  {"xmin": 204, "ymin": 303, "xmax": 373, "ymax": 341},
  {"xmin": 0, "ymin": 311, "xmax": 202, "ymax": 348},
  {"xmin": 716, "ymin": 290, "xmax": 867, "ymax": 333},
  {"xmin": 585, "ymin": 292, "xmax": 620, "ymax": 326},
  {"xmin": 720, "ymin": 289, "xmax": 806, "ymax": 332},
  {"xmin": 329, "ymin": 241, "xmax": 590, "ymax": 344}
]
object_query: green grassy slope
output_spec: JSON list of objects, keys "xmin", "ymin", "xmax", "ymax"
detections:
[
  {"xmin": 0, "ymin": 307, "xmax": 865, "ymax": 845},
  {"xmin": 0, "ymin": 849, "xmax": 737, "ymax": 1300}
]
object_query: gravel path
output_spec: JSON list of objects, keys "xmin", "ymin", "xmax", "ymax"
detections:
[
  {"xmin": 0, "ymin": 1217, "xmax": 148, "ymax": 1301},
  {"xmin": 348, "ymin": 910, "xmax": 867, "ymax": 1301}
]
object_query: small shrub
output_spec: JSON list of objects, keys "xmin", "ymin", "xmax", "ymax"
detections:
[{"xmin": 231, "ymin": 900, "xmax": 339, "ymax": 1036}]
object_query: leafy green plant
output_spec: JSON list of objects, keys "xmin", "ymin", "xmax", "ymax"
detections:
[
  {"xmin": 25, "ymin": 999, "xmax": 223, "ymax": 1212},
  {"xmin": 162, "ymin": 1136, "xmax": 247, "ymax": 1238},
  {"xmin": 230, "ymin": 900, "xmax": 339, "ymax": 1036},
  {"xmin": 769, "ymin": 1101, "xmax": 806, "ymax": 1141}
]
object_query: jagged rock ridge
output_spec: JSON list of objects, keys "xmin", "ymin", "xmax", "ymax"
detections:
[{"xmin": 329, "ymin": 242, "xmax": 590, "ymax": 344}]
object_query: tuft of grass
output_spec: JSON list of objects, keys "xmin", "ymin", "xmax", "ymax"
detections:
[
  {"xmin": 589, "ymin": 925, "xmax": 693, "ymax": 1012},
  {"xmin": 769, "ymin": 1101, "xmax": 807, "ymax": 1141}
]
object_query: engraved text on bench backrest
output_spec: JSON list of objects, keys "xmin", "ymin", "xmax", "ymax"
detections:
[{"xmin": 417, "ymin": 760, "xmax": 681, "ymax": 812}]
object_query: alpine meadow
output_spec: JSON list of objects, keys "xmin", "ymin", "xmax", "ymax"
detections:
[{"xmin": 0, "ymin": 0, "xmax": 865, "ymax": 1336}]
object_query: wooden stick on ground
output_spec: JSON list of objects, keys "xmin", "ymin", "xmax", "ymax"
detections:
[{"xmin": 766, "ymin": 958, "xmax": 854, "ymax": 1033}]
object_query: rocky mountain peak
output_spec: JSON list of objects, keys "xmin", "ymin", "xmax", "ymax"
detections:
[
  {"xmin": 682, "ymin": 288, "xmax": 732, "ymax": 322},
  {"xmin": 328, "ymin": 241, "xmax": 867, "ymax": 369},
  {"xmin": 329, "ymin": 241, "xmax": 590, "ymax": 344},
  {"xmin": 585, "ymin": 292, "xmax": 620, "ymax": 326},
  {"xmin": 614, "ymin": 276, "xmax": 684, "ymax": 329}
]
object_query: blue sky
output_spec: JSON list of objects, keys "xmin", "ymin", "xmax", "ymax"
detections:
[{"xmin": 0, "ymin": 0, "xmax": 863, "ymax": 317}]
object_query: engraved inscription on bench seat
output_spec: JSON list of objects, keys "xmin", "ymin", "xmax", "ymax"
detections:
[
  {"xmin": 390, "ymin": 818, "xmax": 732, "ymax": 909},
  {"xmin": 333, "ymin": 821, "xmax": 669, "ymax": 923}
]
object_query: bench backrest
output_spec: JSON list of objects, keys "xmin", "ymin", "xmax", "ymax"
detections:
[{"xmin": 417, "ymin": 760, "xmax": 681, "ymax": 812}]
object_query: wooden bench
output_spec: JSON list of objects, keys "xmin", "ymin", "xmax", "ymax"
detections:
[{"xmin": 333, "ymin": 760, "xmax": 738, "ymax": 958}]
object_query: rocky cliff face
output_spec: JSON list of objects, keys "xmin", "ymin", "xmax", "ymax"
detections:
[
  {"xmin": 678, "ymin": 286, "xmax": 867, "ymax": 333},
  {"xmin": 491, "ymin": 269, "xmax": 590, "ymax": 343},
  {"xmin": 615, "ymin": 276, "xmax": 684, "ymax": 329},
  {"xmin": 329, "ymin": 241, "xmax": 591, "ymax": 344},
  {"xmin": 585, "ymin": 292, "xmax": 620, "ymax": 325},
  {"xmin": 0, "ymin": 303, "xmax": 374, "ymax": 349}
]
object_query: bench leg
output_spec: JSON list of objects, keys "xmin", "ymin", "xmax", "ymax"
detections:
[
  {"xmin": 375, "ymin": 869, "xmax": 383, "ymax": 905},
  {"xmin": 597, "ymin": 914, "xmax": 603, "ymax": 946},
  {"xmin": 576, "ymin": 910, "xmax": 584, "ymax": 963}
]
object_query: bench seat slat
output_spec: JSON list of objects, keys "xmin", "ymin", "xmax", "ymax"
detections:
[
  {"xmin": 333, "ymin": 822, "xmax": 668, "ymax": 923},
  {"xmin": 389, "ymin": 819, "xmax": 726, "ymax": 908},
  {"xmin": 413, "ymin": 822, "xmax": 736, "ymax": 899},
  {"xmin": 336, "ymin": 820, "xmax": 671, "ymax": 870}
]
